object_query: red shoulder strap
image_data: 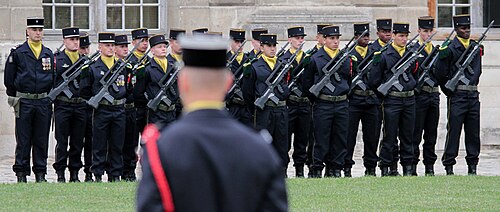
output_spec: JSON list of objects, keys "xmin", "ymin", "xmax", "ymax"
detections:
[{"xmin": 142, "ymin": 124, "xmax": 175, "ymax": 212}]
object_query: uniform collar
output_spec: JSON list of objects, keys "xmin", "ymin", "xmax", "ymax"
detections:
[{"xmin": 184, "ymin": 101, "xmax": 225, "ymax": 114}]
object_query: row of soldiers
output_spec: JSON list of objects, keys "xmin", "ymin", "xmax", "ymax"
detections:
[
  {"xmin": 226, "ymin": 14, "xmax": 486, "ymax": 178},
  {"xmin": 4, "ymin": 14, "xmax": 485, "ymax": 183}
]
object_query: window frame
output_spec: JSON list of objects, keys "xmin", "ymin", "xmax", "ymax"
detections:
[
  {"xmin": 42, "ymin": 0, "xmax": 93, "ymax": 32},
  {"xmin": 104, "ymin": 0, "xmax": 162, "ymax": 31},
  {"xmin": 436, "ymin": 0, "xmax": 484, "ymax": 29}
]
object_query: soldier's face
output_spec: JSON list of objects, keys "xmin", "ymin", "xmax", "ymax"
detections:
[
  {"xmin": 393, "ymin": 33, "xmax": 409, "ymax": 47},
  {"xmin": 356, "ymin": 34, "xmax": 370, "ymax": 47},
  {"xmin": 325, "ymin": 36, "xmax": 340, "ymax": 50},
  {"xmin": 289, "ymin": 36, "xmax": 305, "ymax": 50},
  {"xmin": 152, "ymin": 43, "xmax": 167, "ymax": 58},
  {"xmin": 231, "ymin": 40, "xmax": 245, "ymax": 53},
  {"xmin": 114, "ymin": 44, "xmax": 129, "ymax": 59},
  {"xmin": 133, "ymin": 38, "xmax": 149, "ymax": 52},
  {"xmin": 377, "ymin": 29, "xmax": 392, "ymax": 43},
  {"xmin": 64, "ymin": 37, "xmax": 80, "ymax": 52},
  {"xmin": 261, "ymin": 44, "xmax": 276, "ymax": 57},
  {"xmin": 251, "ymin": 40, "xmax": 261, "ymax": 51},
  {"xmin": 99, "ymin": 43, "xmax": 115, "ymax": 57},
  {"xmin": 316, "ymin": 34, "xmax": 326, "ymax": 46},
  {"xmin": 170, "ymin": 39, "xmax": 182, "ymax": 54},
  {"xmin": 26, "ymin": 27, "xmax": 43, "ymax": 42},
  {"xmin": 418, "ymin": 28, "xmax": 434, "ymax": 41},
  {"xmin": 455, "ymin": 25, "xmax": 471, "ymax": 39},
  {"xmin": 79, "ymin": 46, "xmax": 90, "ymax": 56}
]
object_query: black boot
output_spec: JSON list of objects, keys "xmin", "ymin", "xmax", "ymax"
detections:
[
  {"xmin": 403, "ymin": 165, "xmax": 413, "ymax": 176},
  {"xmin": 324, "ymin": 166, "xmax": 332, "ymax": 177},
  {"xmin": 468, "ymin": 165, "xmax": 477, "ymax": 175},
  {"xmin": 108, "ymin": 175, "xmax": 120, "ymax": 182},
  {"xmin": 332, "ymin": 169, "xmax": 342, "ymax": 178},
  {"xmin": 17, "ymin": 175, "xmax": 27, "ymax": 183},
  {"xmin": 69, "ymin": 171, "xmax": 80, "ymax": 182},
  {"xmin": 425, "ymin": 164, "xmax": 435, "ymax": 176},
  {"xmin": 344, "ymin": 168, "xmax": 352, "ymax": 178},
  {"xmin": 364, "ymin": 167, "xmax": 376, "ymax": 176},
  {"xmin": 295, "ymin": 166, "xmax": 304, "ymax": 178},
  {"xmin": 35, "ymin": 173, "xmax": 47, "ymax": 183},
  {"xmin": 57, "ymin": 171, "xmax": 66, "ymax": 183},
  {"xmin": 94, "ymin": 174, "xmax": 102, "ymax": 182},
  {"xmin": 389, "ymin": 163, "xmax": 400, "ymax": 176},
  {"xmin": 412, "ymin": 164, "xmax": 418, "ymax": 176},
  {"xmin": 380, "ymin": 167, "xmax": 389, "ymax": 177},
  {"xmin": 445, "ymin": 165, "xmax": 454, "ymax": 175},
  {"xmin": 85, "ymin": 173, "xmax": 94, "ymax": 182},
  {"xmin": 310, "ymin": 169, "xmax": 322, "ymax": 178}
]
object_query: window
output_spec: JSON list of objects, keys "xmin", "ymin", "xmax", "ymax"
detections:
[
  {"xmin": 437, "ymin": 0, "xmax": 471, "ymax": 28},
  {"xmin": 42, "ymin": 0, "xmax": 91, "ymax": 30},
  {"xmin": 106, "ymin": 0, "xmax": 160, "ymax": 30},
  {"xmin": 483, "ymin": 0, "xmax": 500, "ymax": 28}
]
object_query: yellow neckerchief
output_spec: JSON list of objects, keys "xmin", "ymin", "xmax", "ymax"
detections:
[
  {"xmin": 154, "ymin": 57, "xmax": 168, "ymax": 73},
  {"xmin": 262, "ymin": 54, "xmax": 277, "ymax": 70},
  {"xmin": 28, "ymin": 39, "xmax": 42, "ymax": 59},
  {"xmin": 457, "ymin": 36, "xmax": 470, "ymax": 49},
  {"xmin": 171, "ymin": 53, "xmax": 182, "ymax": 62},
  {"xmin": 378, "ymin": 39, "xmax": 387, "ymax": 47},
  {"xmin": 184, "ymin": 100, "xmax": 225, "ymax": 113},
  {"xmin": 65, "ymin": 49, "xmax": 79, "ymax": 64},
  {"xmin": 355, "ymin": 45, "xmax": 368, "ymax": 58},
  {"xmin": 391, "ymin": 42, "xmax": 406, "ymax": 57},
  {"xmin": 253, "ymin": 49, "xmax": 259, "ymax": 55},
  {"xmin": 419, "ymin": 38, "xmax": 433, "ymax": 55},
  {"xmin": 101, "ymin": 55, "xmax": 115, "ymax": 70},
  {"xmin": 323, "ymin": 46, "xmax": 339, "ymax": 59},
  {"xmin": 289, "ymin": 47, "xmax": 304, "ymax": 64},
  {"xmin": 231, "ymin": 51, "xmax": 244, "ymax": 65},
  {"xmin": 316, "ymin": 43, "xmax": 323, "ymax": 49},
  {"xmin": 134, "ymin": 50, "xmax": 145, "ymax": 63}
]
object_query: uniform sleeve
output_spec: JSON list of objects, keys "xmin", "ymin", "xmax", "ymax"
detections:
[
  {"xmin": 241, "ymin": 65, "xmax": 256, "ymax": 111},
  {"xmin": 134, "ymin": 65, "xmax": 149, "ymax": 106},
  {"xmin": 136, "ymin": 149, "xmax": 165, "ymax": 212},
  {"xmin": 434, "ymin": 47, "xmax": 452, "ymax": 86},
  {"xmin": 4, "ymin": 50, "xmax": 18, "ymax": 97},
  {"xmin": 79, "ymin": 66, "xmax": 94, "ymax": 100},
  {"xmin": 302, "ymin": 58, "xmax": 317, "ymax": 101},
  {"xmin": 367, "ymin": 54, "xmax": 385, "ymax": 94}
]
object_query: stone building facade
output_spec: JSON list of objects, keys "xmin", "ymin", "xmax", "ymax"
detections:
[{"xmin": 0, "ymin": 0, "xmax": 498, "ymax": 147}]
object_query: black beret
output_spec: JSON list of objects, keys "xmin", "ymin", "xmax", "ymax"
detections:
[
  {"xmin": 453, "ymin": 14, "xmax": 471, "ymax": 27},
  {"xmin": 376, "ymin": 18, "xmax": 392, "ymax": 30},
  {"xmin": 98, "ymin": 32, "xmax": 115, "ymax": 43},
  {"xmin": 131, "ymin": 28, "xmax": 149, "ymax": 40},
  {"xmin": 27, "ymin": 17, "xmax": 44, "ymax": 28},
  {"xmin": 149, "ymin": 34, "xmax": 168, "ymax": 48},
  {"xmin": 115, "ymin": 34, "xmax": 130, "ymax": 45},
  {"xmin": 322, "ymin": 25, "xmax": 341, "ymax": 37},
  {"xmin": 354, "ymin": 23, "xmax": 369, "ymax": 36},
  {"xmin": 260, "ymin": 34, "xmax": 278, "ymax": 45},
  {"xmin": 287, "ymin": 26, "xmax": 307, "ymax": 38},
  {"xmin": 418, "ymin": 17, "xmax": 435, "ymax": 29},
  {"xmin": 393, "ymin": 22, "xmax": 410, "ymax": 34},
  {"xmin": 79, "ymin": 32, "xmax": 91, "ymax": 48}
]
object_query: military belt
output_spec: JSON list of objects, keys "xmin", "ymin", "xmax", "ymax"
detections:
[
  {"xmin": 99, "ymin": 99, "xmax": 126, "ymax": 106},
  {"xmin": 265, "ymin": 100, "xmax": 286, "ymax": 107},
  {"xmin": 318, "ymin": 94, "xmax": 347, "ymax": 102},
  {"xmin": 16, "ymin": 92, "xmax": 48, "ymax": 100},
  {"xmin": 457, "ymin": 85, "xmax": 478, "ymax": 91},
  {"xmin": 353, "ymin": 89, "xmax": 375, "ymax": 96},
  {"xmin": 56, "ymin": 96, "xmax": 85, "ymax": 104},
  {"xmin": 288, "ymin": 95, "xmax": 309, "ymax": 103},
  {"xmin": 158, "ymin": 104, "xmax": 176, "ymax": 112},
  {"xmin": 388, "ymin": 90, "xmax": 414, "ymax": 98},
  {"xmin": 125, "ymin": 103, "xmax": 135, "ymax": 109},
  {"xmin": 421, "ymin": 86, "xmax": 440, "ymax": 93}
]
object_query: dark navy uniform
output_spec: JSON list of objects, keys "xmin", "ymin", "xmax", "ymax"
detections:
[
  {"xmin": 4, "ymin": 37, "xmax": 54, "ymax": 182},
  {"xmin": 242, "ymin": 34, "xmax": 290, "ymax": 176},
  {"xmin": 137, "ymin": 36, "xmax": 287, "ymax": 211},
  {"xmin": 435, "ymin": 15, "xmax": 482, "ymax": 175},
  {"xmin": 411, "ymin": 17, "xmax": 440, "ymax": 175},
  {"xmin": 369, "ymin": 23, "xmax": 418, "ymax": 176},
  {"xmin": 79, "ymin": 33, "xmax": 94, "ymax": 182},
  {"xmin": 226, "ymin": 49, "xmax": 253, "ymax": 127},
  {"xmin": 303, "ymin": 43, "xmax": 352, "ymax": 177},
  {"xmin": 80, "ymin": 33, "xmax": 129, "ymax": 181},
  {"xmin": 52, "ymin": 44, "xmax": 88, "ymax": 182},
  {"xmin": 279, "ymin": 43, "xmax": 312, "ymax": 177},
  {"xmin": 345, "ymin": 23, "xmax": 381, "ymax": 176}
]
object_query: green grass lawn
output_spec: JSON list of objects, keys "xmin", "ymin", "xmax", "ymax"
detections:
[{"xmin": 0, "ymin": 176, "xmax": 498, "ymax": 211}]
